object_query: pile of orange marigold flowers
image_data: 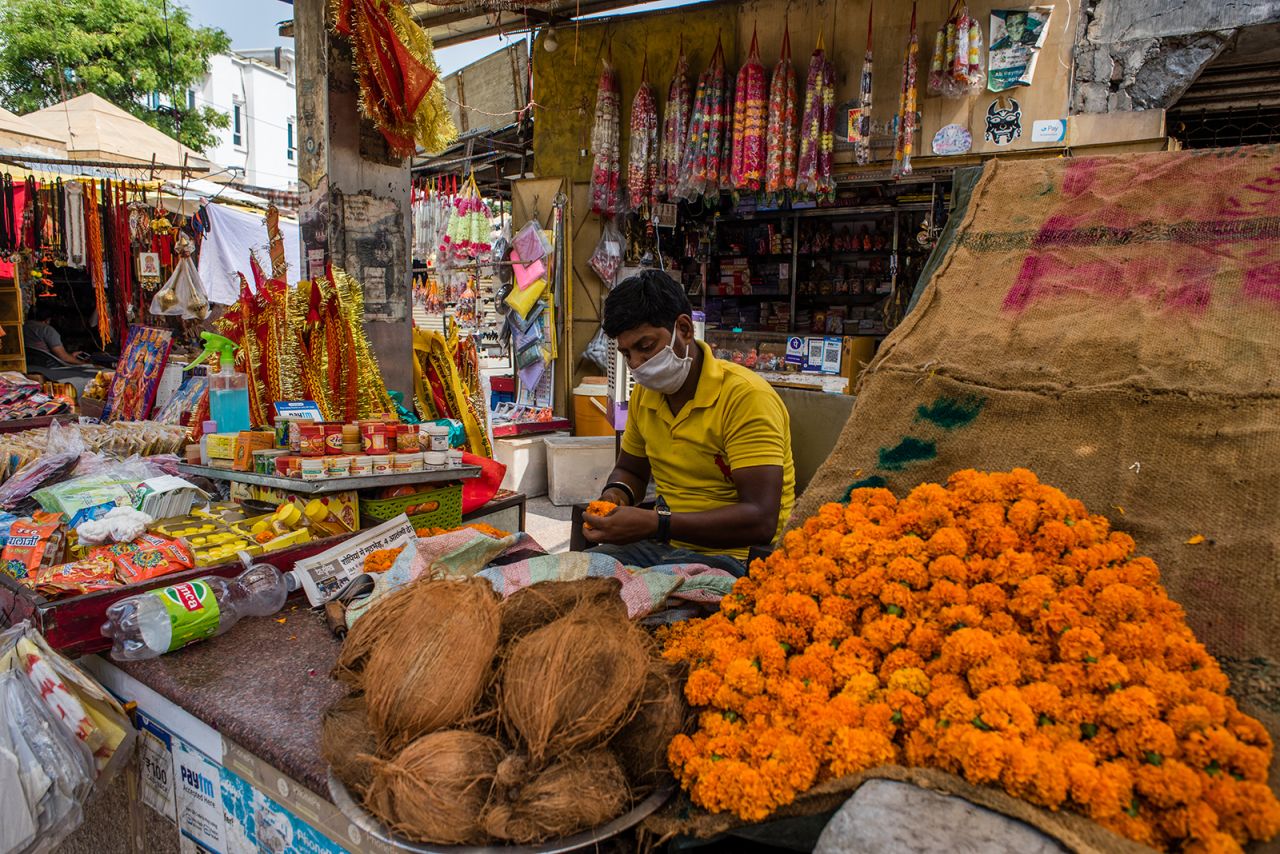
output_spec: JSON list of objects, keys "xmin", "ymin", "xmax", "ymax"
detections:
[{"xmin": 661, "ymin": 469, "xmax": 1280, "ymax": 853}]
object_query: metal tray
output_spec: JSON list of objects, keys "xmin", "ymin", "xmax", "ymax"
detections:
[
  {"xmin": 328, "ymin": 771, "xmax": 673, "ymax": 854},
  {"xmin": 177, "ymin": 463, "xmax": 480, "ymax": 495}
]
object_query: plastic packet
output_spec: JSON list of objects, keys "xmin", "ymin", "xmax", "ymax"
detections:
[
  {"xmin": 150, "ymin": 234, "xmax": 210, "ymax": 319},
  {"xmin": 3, "ymin": 513, "xmax": 65, "ymax": 585},
  {"xmin": 0, "ymin": 422, "xmax": 85, "ymax": 511},
  {"xmin": 32, "ymin": 456, "xmax": 164, "ymax": 521},
  {"xmin": 584, "ymin": 326, "xmax": 611, "ymax": 371},
  {"xmin": 589, "ymin": 219, "xmax": 625, "ymax": 286},
  {"xmin": 93, "ymin": 533, "xmax": 194, "ymax": 585},
  {"xmin": 30, "ymin": 557, "xmax": 120, "ymax": 598}
]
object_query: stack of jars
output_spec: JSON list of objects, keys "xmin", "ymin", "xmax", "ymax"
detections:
[{"xmin": 269, "ymin": 416, "xmax": 464, "ymax": 481}]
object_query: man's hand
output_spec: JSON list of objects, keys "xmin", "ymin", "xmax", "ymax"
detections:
[{"xmin": 582, "ymin": 505, "xmax": 658, "ymax": 546}]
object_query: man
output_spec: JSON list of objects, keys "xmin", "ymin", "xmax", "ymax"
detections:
[
  {"xmin": 23, "ymin": 302, "xmax": 91, "ymax": 365},
  {"xmin": 991, "ymin": 11, "xmax": 1042, "ymax": 50},
  {"xmin": 582, "ymin": 269, "xmax": 795, "ymax": 576}
]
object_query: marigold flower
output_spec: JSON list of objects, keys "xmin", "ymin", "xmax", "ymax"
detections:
[{"xmin": 660, "ymin": 470, "xmax": 1280, "ymax": 846}]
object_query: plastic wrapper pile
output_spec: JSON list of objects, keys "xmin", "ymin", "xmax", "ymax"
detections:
[{"xmin": 0, "ymin": 623, "xmax": 136, "ymax": 853}]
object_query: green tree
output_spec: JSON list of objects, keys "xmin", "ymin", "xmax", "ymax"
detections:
[{"xmin": 0, "ymin": 0, "xmax": 231, "ymax": 153}]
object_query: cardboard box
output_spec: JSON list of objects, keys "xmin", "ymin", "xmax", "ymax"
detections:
[
  {"xmin": 205, "ymin": 433, "xmax": 239, "ymax": 460},
  {"xmin": 232, "ymin": 431, "xmax": 275, "ymax": 472}
]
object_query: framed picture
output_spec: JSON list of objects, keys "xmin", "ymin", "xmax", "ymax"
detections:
[{"xmin": 138, "ymin": 252, "xmax": 161, "ymax": 278}]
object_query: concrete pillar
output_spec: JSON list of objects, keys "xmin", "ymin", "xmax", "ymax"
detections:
[{"xmin": 294, "ymin": 0, "xmax": 414, "ymax": 398}]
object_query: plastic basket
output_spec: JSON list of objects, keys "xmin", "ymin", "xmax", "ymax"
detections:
[{"xmin": 358, "ymin": 483, "xmax": 462, "ymax": 531}]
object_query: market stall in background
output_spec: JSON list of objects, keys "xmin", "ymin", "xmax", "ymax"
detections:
[{"xmin": 1, "ymin": 0, "xmax": 1277, "ymax": 853}]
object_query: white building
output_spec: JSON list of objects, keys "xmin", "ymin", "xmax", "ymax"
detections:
[{"xmin": 184, "ymin": 48, "xmax": 298, "ymax": 192}]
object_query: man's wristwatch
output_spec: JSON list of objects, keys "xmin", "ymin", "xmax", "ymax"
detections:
[{"xmin": 655, "ymin": 496, "xmax": 672, "ymax": 544}]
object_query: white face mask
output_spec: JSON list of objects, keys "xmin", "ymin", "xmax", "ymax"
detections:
[{"xmin": 630, "ymin": 322, "xmax": 694, "ymax": 394}]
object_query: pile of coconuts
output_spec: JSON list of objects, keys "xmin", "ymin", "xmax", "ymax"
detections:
[{"xmin": 321, "ymin": 576, "xmax": 688, "ymax": 845}]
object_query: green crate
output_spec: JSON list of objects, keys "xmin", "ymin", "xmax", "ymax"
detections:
[{"xmin": 358, "ymin": 483, "xmax": 462, "ymax": 530}]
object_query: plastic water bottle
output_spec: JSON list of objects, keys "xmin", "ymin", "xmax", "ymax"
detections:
[{"xmin": 102, "ymin": 558, "xmax": 291, "ymax": 660}]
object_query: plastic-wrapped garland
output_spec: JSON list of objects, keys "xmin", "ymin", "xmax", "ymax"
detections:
[
  {"xmin": 796, "ymin": 45, "xmax": 835, "ymax": 201},
  {"xmin": 731, "ymin": 29, "xmax": 767, "ymax": 192},
  {"xmin": 677, "ymin": 39, "xmax": 729, "ymax": 203},
  {"xmin": 765, "ymin": 26, "xmax": 798, "ymax": 194},
  {"xmin": 855, "ymin": 8, "xmax": 874, "ymax": 166},
  {"xmin": 893, "ymin": 4, "xmax": 920, "ymax": 178},
  {"xmin": 589, "ymin": 61, "xmax": 622, "ymax": 217},
  {"xmin": 659, "ymin": 51, "xmax": 691, "ymax": 201},
  {"xmin": 929, "ymin": 6, "xmax": 984, "ymax": 97},
  {"xmin": 628, "ymin": 73, "xmax": 659, "ymax": 211}
]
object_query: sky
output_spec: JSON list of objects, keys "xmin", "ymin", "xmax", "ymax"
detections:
[{"xmin": 184, "ymin": 0, "xmax": 696, "ymax": 76}]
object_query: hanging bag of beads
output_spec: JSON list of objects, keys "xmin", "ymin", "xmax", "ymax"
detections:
[
  {"xmin": 731, "ymin": 26, "xmax": 767, "ymax": 192},
  {"xmin": 659, "ymin": 48, "xmax": 691, "ymax": 201},
  {"xmin": 928, "ymin": 2, "xmax": 984, "ymax": 97},
  {"xmin": 589, "ymin": 219, "xmax": 625, "ymax": 286},
  {"xmin": 589, "ymin": 58, "xmax": 623, "ymax": 217},
  {"xmin": 627, "ymin": 57, "xmax": 659, "ymax": 212},
  {"xmin": 765, "ymin": 23, "xmax": 798, "ymax": 196}
]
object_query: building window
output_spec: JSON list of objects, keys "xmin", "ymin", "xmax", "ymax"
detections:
[
  {"xmin": 187, "ymin": 90, "xmax": 195, "ymax": 110},
  {"xmin": 287, "ymin": 117, "xmax": 296, "ymax": 161},
  {"xmin": 149, "ymin": 91, "xmax": 161, "ymax": 109},
  {"xmin": 232, "ymin": 101, "xmax": 243, "ymax": 147}
]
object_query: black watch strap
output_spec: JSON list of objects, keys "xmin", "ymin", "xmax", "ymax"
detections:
[{"xmin": 655, "ymin": 496, "xmax": 671, "ymax": 544}]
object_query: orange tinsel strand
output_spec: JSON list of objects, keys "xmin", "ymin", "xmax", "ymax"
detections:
[{"xmin": 83, "ymin": 182, "xmax": 111, "ymax": 346}]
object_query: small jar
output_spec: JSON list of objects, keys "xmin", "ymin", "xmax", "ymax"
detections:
[
  {"xmin": 273, "ymin": 418, "xmax": 290, "ymax": 449},
  {"xmin": 288, "ymin": 421, "xmax": 304, "ymax": 454},
  {"xmin": 396, "ymin": 424, "xmax": 419, "ymax": 453},
  {"xmin": 424, "ymin": 423, "xmax": 450, "ymax": 452},
  {"xmin": 392, "ymin": 453, "xmax": 414, "ymax": 474},
  {"xmin": 404, "ymin": 452, "xmax": 424, "ymax": 472},
  {"xmin": 342, "ymin": 423, "xmax": 361, "ymax": 445},
  {"xmin": 371, "ymin": 454, "xmax": 392, "ymax": 475},
  {"xmin": 323, "ymin": 423, "xmax": 345, "ymax": 455},
  {"xmin": 301, "ymin": 458, "xmax": 326, "ymax": 480},
  {"xmin": 350, "ymin": 455, "xmax": 373, "ymax": 476},
  {"xmin": 424, "ymin": 450, "xmax": 446, "ymax": 471},
  {"xmin": 325, "ymin": 455, "xmax": 351, "ymax": 477},
  {"xmin": 342, "ymin": 440, "xmax": 362, "ymax": 455},
  {"xmin": 446, "ymin": 449, "xmax": 464, "ymax": 469},
  {"xmin": 362, "ymin": 422, "xmax": 389, "ymax": 454},
  {"xmin": 298, "ymin": 424, "xmax": 326, "ymax": 457}
]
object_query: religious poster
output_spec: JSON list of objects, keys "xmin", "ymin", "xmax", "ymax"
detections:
[
  {"xmin": 988, "ymin": 8, "xmax": 1052, "ymax": 91},
  {"xmin": 99, "ymin": 325, "xmax": 173, "ymax": 421},
  {"xmin": 339, "ymin": 191, "xmax": 406, "ymax": 323}
]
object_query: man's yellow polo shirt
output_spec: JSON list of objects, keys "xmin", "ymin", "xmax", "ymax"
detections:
[{"xmin": 620, "ymin": 340, "xmax": 795, "ymax": 561}]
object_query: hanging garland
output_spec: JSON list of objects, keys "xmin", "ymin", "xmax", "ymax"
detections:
[
  {"xmin": 83, "ymin": 181, "xmax": 111, "ymax": 346},
  {"xmin": 796, "ymin": 39, "xmax": 836, "ymax": 202},
  {"xmin": 929, "ymin": 2, "xmax": 985, "ymax": 97},
  {"xmin": 765, "ymin": 23, "xmax": 798, "ymax": 195},
  {"xmin": 589, "ymin": 59, "xmax": 623, "ymax": 217},
  {"xmin": 677, "ymin": 36, "xmax": 729, "ymax": 203},
  {"xmin": 731, "ymin": 27, "xmax": 768, "ymax": 192},
  {"xmin": 855, "ymin": 5, "xmax": 875, "ymax": 165},
  {"xmin": 329, "ymin": 0, "xmax": 457, "ymax": 155},
  {"xmin": 627, "ymin": 59, "xmax": 659, "ymax": 212},
  {"xmin": 893, "ymin": 3, "xmax": 921, "ymax": 178},
  {"xmin": 659, "ymin": 48, "xmax": 692, "ymax": 201},
  {"xmin": 441, "ymin": 173, "xmax": 492, "ymax": 262}
]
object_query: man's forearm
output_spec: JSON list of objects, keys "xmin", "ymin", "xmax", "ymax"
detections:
[
  {"xmin": 601, "ymin": 466, "xmax": 648, "ymax": 506},
  {"xmin": 668, "ymin": 502, "xmax": 776, "ymax": 549}
]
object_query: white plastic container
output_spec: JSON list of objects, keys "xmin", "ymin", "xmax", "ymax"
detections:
[
  {"xmin": 543, "ymin": 435, "xmax": 616, "ymax": 506},
  {"xmin": 493, "ymin": 435, "xmax": 556, "ymax": 498}
]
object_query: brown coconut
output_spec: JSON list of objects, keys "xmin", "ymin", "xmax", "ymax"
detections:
[
  {"xmin": 364, "ymin": 730, "xmax": 504, "ymax": 845},
  {"xmin": 331, "ymin": 580, "xmax": 421, "ymax": 688},
  {"xmin": 609, "ymin": 659, "xmax": 689, "ymax": 788},
  {"xmin": 362, "ymin": 577, "xmax": 500, "ymax": 750},
  {"xmin": 497, "ymin": 577, "xmax": 626, "ymax": 647},
  {"xmin": 482, "ymin": 750, "xmax": 630, "ymax": 843},
  {"xmin": 500, "ymin": 606, "xmax": 649, "ymax": 763},
  {"xmin": 320, "ymin": 694, "xmax": 377, "ymax": 795}
]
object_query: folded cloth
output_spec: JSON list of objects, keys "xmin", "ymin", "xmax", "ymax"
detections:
[{"xmin": 476, "ymin": 552, "xmax": 736, "ymax": 619}]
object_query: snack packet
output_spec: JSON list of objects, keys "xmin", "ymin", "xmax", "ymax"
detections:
[
  {"xmin": 93, "ymin": 534, "xmax": 195, "ymax": 585},
  {"xmin": 31, "ymin": 556, "xmax": 120, "ymax": 598},
  {"xmin": 2, "ymin": 512, "xmax": 66, "ymax": 583}
]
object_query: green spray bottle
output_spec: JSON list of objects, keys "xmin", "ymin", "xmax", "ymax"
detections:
[{"xmin": 186, "ymin": 332, "xmax": 251, "ymax": 433}]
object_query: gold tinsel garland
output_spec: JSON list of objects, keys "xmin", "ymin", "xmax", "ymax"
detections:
[{"xmin": 329, "ymin": 0, "xmax": 458, "ymax": 156}]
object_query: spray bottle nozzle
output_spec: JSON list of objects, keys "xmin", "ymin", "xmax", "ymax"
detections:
[{"xmin": 185, "ymin": 332, "xmax": 239, "ymax": 373}]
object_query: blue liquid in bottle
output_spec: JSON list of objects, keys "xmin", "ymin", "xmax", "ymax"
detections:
[{"xmin": 210, "ymin": 387, "xmax": 251, "ymax": 433}]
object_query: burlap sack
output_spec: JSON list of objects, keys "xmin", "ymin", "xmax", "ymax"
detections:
[{"xmin": 792, "ymin": 146, "xmax": 1280, "ymax": 813}]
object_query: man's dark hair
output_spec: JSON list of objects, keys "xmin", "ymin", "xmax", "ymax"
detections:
[
  {"xmin": 27, "ymin": 301, "xmax": 54, "ymax": 322},
  {"xmin": 603, "ymin": 269, "xmax": 693, "ymax": 338}
]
